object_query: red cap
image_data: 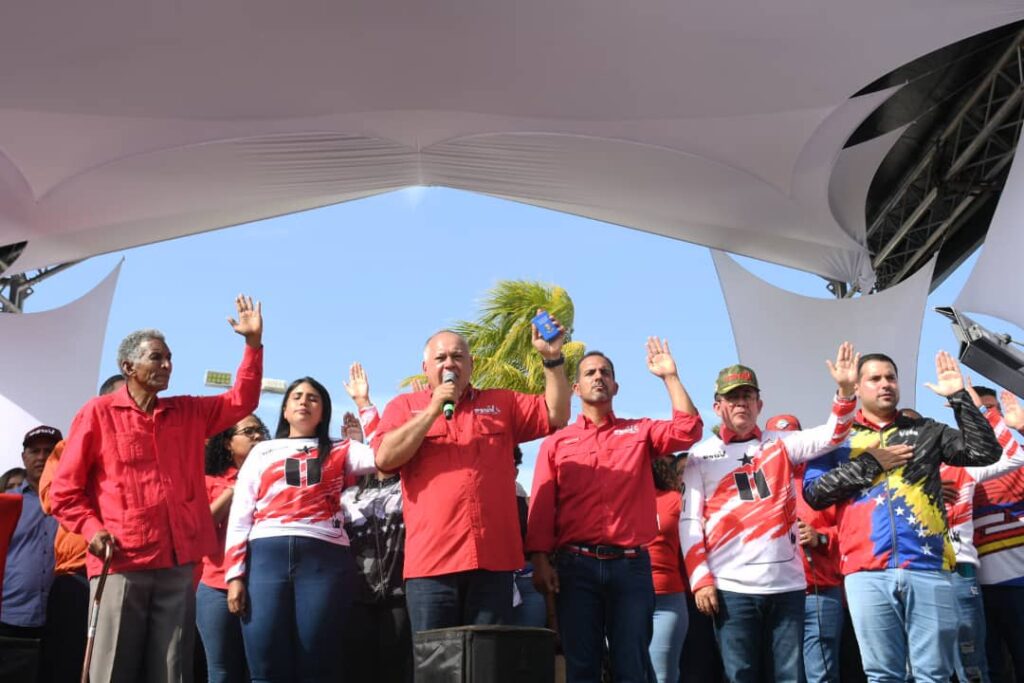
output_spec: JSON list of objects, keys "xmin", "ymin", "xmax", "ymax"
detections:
[{"xmin": 765, "ymin": 414, "xmax": 801, "ymax": 432}]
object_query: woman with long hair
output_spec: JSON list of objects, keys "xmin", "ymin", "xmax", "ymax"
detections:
[
  {"xmin": 224, "ymin": 365, "xmax": 378, "ymax": 682},
  {"xmin": 196, "ymin": 414, "xmax": 268, "ymax": 683}
]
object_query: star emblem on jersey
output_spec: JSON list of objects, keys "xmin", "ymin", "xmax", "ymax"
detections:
[{"xmin": 739, "ymin": 453, "xmax": 754, "ymax": 466}]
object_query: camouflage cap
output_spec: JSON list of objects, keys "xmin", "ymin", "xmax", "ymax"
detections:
[{"xmin": 715, "ymin": 364, "xmax": 759, "ymax": 396}]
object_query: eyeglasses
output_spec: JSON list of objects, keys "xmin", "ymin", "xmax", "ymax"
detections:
[{"xmin": 234, "ymin": 427, "xmax": 265, "ymax": 438}]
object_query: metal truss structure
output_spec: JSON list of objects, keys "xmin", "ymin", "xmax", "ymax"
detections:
[
  {"xmin": 860, "ymin": 27, "xmax": 1024, "ymax": 296},
  {"xmin": 0, "ymin": 242, "xmax": 78, "ymax": 313}
]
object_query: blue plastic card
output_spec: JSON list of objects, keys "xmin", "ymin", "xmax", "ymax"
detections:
[{"xmin": 531, "ymin": 310, "xmax": 560, "ymax": 341}]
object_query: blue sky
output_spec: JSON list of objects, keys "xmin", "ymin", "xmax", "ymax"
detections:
[{"xmin": 22, "ymin": 187, "xmax": 1015, "ymax": 488}]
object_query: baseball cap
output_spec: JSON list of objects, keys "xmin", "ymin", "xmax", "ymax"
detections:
[
  {"xmin": 715, "ymin": 364, "xmax": 759, "ymax": 396},
  {"xmin": 23, "ymin": 425, "xmax": 62, "ymax": 448},
  {"xmin": 766, "ymin": 414, "xmax": 802, "ymax": 432}
]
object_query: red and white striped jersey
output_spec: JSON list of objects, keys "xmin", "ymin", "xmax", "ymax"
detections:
[
  {"xmin": 942, "ymin": 409, "xmax": 1023, "ymax": 567},
  {"xmin": 224, "ymin": 406, "xmax": 378, "ymax": 581},
  {"xmin": 680, "ymin": 396, "xmax": 855, "ymax": 595}
]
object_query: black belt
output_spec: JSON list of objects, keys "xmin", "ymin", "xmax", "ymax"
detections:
[{"xmin": 561, "ymin": 543, "xmax": 644, "ymax": 560}]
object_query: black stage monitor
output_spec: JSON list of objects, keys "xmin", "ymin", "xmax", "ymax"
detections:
[{"xmin": 936, "ymin": 306, "xmax": 1024, "ymax": 397}]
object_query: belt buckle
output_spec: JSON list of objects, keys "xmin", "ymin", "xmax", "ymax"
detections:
[{"xmin": 594, "ymin": 545, "xmax": 619, "ymax": 560}]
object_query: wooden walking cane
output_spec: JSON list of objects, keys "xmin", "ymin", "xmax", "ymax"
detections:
[{"xmin": 80, "ymin": 541, "xmax": 114, "ymax": 683}]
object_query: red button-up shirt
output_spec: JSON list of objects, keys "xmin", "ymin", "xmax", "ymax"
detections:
[
  {"xmin": 526, "ymin": 410, "xmax": 702, "ymax": 553},
  {"xmin": 648, "ymin": 489, "xmax": 686, "ymax": 595},
  {"xmin": 200, "ymin": 467, "xmax": 238, "ymax": 590},
  {"xmin": 51, "ymin": 345, "xmax": 263, "ymax": 578},
  {"xmin": 372, "ymin": 386, "xmax": 552, "ymax": 579}
]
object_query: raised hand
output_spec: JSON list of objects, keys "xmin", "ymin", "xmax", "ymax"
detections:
[
  {"xmin": 646, "ymin": 337, "xmax": 678, "ymax": 378},
  {"xmin": 1001, "ymin": 390, "xmax": 1024, "ymax": 432},
  {"xmin": 924, "ymin": 351, "xmax": 965, "ymax": 397},
  {"xmin": 826, "ymin": 341, "xmax": 859, "ymax": 397},
  {"xmin": 342, "ymin": 412, "xmax": 364, "ymax": 443},
  {"xmin": 227, "ymin": 294, "xmax": 263, "ymax": 348},
  {"xmin": 343, "ymin": 362, "xmax": 371, "ymax": 408},
  {"xmin": 532, "ymin": 309, "xmax": 565, "ymax": 361}
]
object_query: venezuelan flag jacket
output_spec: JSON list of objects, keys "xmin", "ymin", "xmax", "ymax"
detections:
[{"xmin": 803, "ymin": 390, "xmax": 1001, "ymax": 574}]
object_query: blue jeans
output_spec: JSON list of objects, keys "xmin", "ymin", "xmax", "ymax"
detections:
[
  {"xmin": 240, "ymin": 537, "xmax": 355, "ymax": 683},
  {"xmin": 650, "ymin": 592, "xmax": 687, "ymax": 683},
  {"xmin": 555, "ymin": 550, "xmax": 654, "ymax": 683},
  {"xmin": 511, "ymin": 573, "xmax": 547, "ymax": 628},
  {"xmin": 845, "ymin": 568, "xmax": 956, "ymax": 682},
  {"xmin": 982, "ymin": 584, "xmax": 1024, "ymax": 683},
  {"xmin": 714, "ymin": 589, "xmax": 804, "ymax": 683},
  {"xmin": 803, "ymin": 586, "xmax": 843, "ymax": 683},
  {"xmin": 196, "ymin": 582, "xmax": 248, "ymax": 683},
  {"xmin": 405, "ymin": 569, "xmax": 513, "ymax": 632},
  {"xmin": 952, "ymin": 571, "xmax": 990, "ymax": 683}
]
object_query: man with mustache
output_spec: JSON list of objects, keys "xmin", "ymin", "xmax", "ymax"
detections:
[
  {"xmin": 526, "ymin": 338, "xmax": 703, "ymax": 683},
  {"xmin": 804, "ymin": 351, "xmax": 1002, "ymax": 682},
  {"xmin": 51, "ymin": 295, "xmax": 264, "ymax": 683},
  {"xmin": 680, "ymin": 342, "xmax": 860, "ymax": 683}
]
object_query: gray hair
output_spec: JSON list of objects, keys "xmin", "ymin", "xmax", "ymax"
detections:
[
  {"xmin": 422, "ymin": 329, "xmax": 469, "ymax": 362},
  {"xmin": 117, "ymin": 328, "xmax": 167, "ymax": 369}
]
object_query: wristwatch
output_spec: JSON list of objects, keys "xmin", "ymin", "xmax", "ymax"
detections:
[{"xmin": 541, "ymin": 354, "xmax": 565, "ymax": 369}]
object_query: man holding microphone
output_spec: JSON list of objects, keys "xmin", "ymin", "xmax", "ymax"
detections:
[{"xmin": 373, "ymin": 312, "xmax": 571, "ymax": 632}]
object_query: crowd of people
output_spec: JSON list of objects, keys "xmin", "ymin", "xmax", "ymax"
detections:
[{"xmin": 1, "ymin": 294, "xmax": 1023, "ymax": 683}]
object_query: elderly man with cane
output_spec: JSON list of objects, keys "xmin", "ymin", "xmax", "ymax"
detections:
[{"xmin": 52, "ymin": 295, "xmax": 265, "ymax": 683}]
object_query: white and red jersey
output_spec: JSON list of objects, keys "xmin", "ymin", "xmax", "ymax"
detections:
[
  {"xmin": 224, "ymin": 406, "xmax": 378, "ymax": 581},
  {"xmin": 942, "ymin": 409, "xmax": 1024, "ymax": 567},
  {"xmin": 680, "ymin": 396, "xmax": 855, "ymax": 595}
]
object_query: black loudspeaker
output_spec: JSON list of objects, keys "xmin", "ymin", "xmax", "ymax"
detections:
[
  {"xmin": 936, "ymin": 307, "xmax": 1024, "ymax": 397},
  {"xmin": 413, "ymin": 625, "xmax": 556, "ymax": 683}
]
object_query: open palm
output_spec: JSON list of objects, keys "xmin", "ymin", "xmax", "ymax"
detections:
[
  {"xmin": 1002, "ymin": 390, "xmax": 1024, "ymax": 431},
  {"xmin": 228, "ymin": 294, "xmax": 262, "ymax": 341},
  {"xmin": 924, "ymin": 351, "xmax": 964, "ymax": 397}
]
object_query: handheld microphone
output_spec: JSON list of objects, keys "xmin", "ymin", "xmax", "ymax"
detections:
[{"xmin": 442, "ymin": 370, "xmax": 457, "ymax": 420}]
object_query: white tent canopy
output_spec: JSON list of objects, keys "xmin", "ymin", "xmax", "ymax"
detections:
[
  {"xmin": 0, "ymin": 263, "xmax": 121, "ymax": 470},
  {"xmin": 956, "ymin": 125, "xmax": 1024, "ymax": 330},
  {"xmin": 1, "ymin": 1, "xmax": 1020, "ymax": 284},
  {"xmin": 713, "ymin": 251, "xmax": 934, "ymax": 425}
]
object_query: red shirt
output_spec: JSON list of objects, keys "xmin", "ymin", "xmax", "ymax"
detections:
[
  {"xmin": 372, "ymin": 386, "xmax": 552, "ymax": 579},
  {"xmin": 648, "ymin": 489, "xmax": 686, "ymax": 594},
  {"xmin": 526, "ymin": 410, "xmax": 703, "ymax": 553},
  {"xmin": 51, "ymin": 345, "xmax": 263, "ymax": 578},
  {"xmin": 795, "ymin": 464, "xmax": 841, "ymax": 589},
  {"xmin": 200, "ymin": 467, "xmax": 238, "ymax": 590}
]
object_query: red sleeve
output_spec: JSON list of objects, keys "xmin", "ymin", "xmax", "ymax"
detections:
[
  {"xmin": 511, "ymin": 391, "xmax": 552, "ymax": 444},
  {"xmin": 193, "ymin": 345, "xmax": 264, "ymax": 437},
  {"xmin": 370, "ymin": 394, "xmax": 412, "ymax": 454},
  {"xmin": 50, "ymin": 404, "xmax": 104, "ymax": 542},
  {"xmin": 647, "ymin": 411, "xmax": 703, "ymax": 457},
  {"xmin": 525, "ymin": 436, "xmax": 559, "ymax": 554}
]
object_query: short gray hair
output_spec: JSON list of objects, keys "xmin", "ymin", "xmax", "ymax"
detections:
[
  {"xmin": 117, "ymin": 329, "xmax": 167, "ymax": 369},
  {"xmin": 422, "ymin": 329, "xmax": 469, "ymax": 362}
]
